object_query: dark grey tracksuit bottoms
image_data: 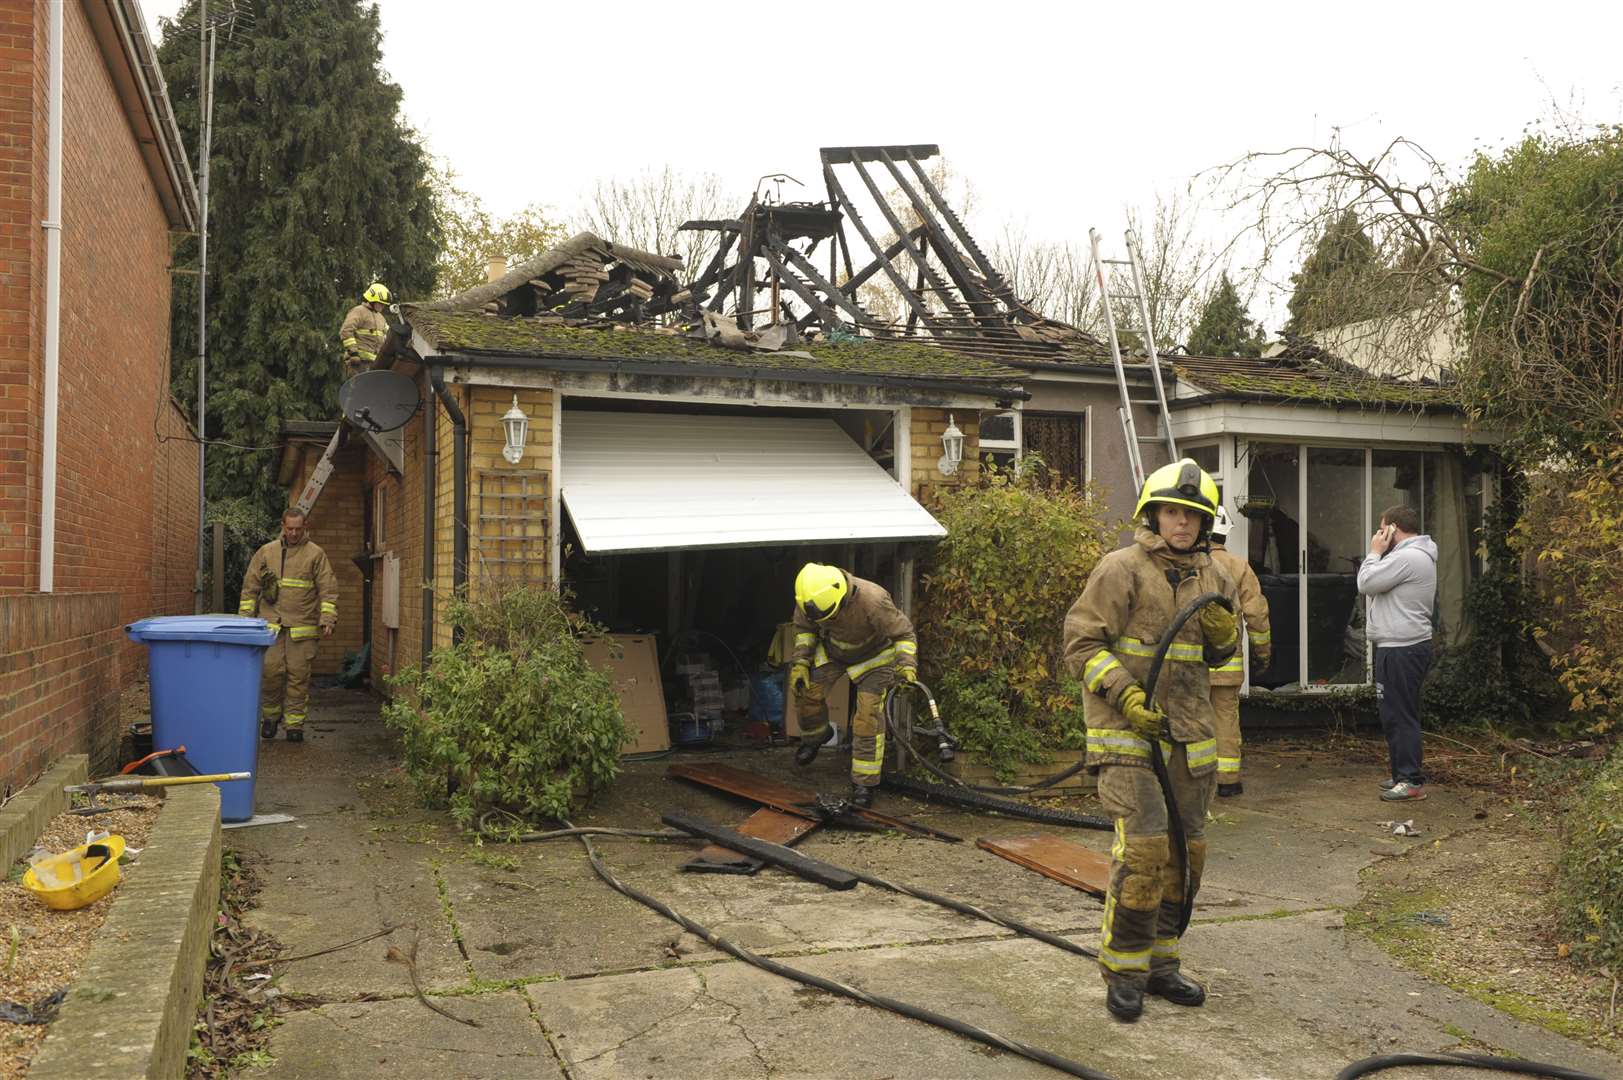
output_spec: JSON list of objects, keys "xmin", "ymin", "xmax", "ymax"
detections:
[{"xmin": 1375, "ymin": 641, "xmax": 1433, "ymax": 785}]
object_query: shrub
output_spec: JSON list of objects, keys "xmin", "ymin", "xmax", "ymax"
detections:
[
  {"xmin": 917, "ymin": 461, "xmax": 1112, "ymax": 779},
  {"xmin": 1557, "ymin": 747, "xmax": 1623, "ymax": 974},
  {"xmin": 1518, "ymin": 444, "xmax": 1623, "ymax": 735},
  {"xmin": 383, "ymin": 586, "xmax": 627, "ymax": 827},
  {"xmin": 1424, "ymin": 501, "xmax": 1565, "ymax": 732}
]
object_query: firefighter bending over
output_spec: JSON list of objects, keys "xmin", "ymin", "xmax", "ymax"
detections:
[
  {"xmin": 789, "ymin": 563, "xmax": 917, "ymax": 809},
  {"xmin": 340, "ymin": 282, "xmax": 391, "ymax": 377},
  {"xmin": 1062, "ymin": 459, "xmax": 1239, "ymax": 1023},
  {"xmin": 240, "ymin": 508, "xmax": 338, "ymax": 743}
]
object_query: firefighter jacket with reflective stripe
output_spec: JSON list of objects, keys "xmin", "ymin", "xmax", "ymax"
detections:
[
  {"xmin": 240, "ymin": 537, "xmax": 338, "ymax": 638},
  {"xmin": 790, "ymin": 571, "xmax": 917, "ymax": 675},
  {"xmin": 1062, "ymin": 527, "xmax": 1238, "ymax": 772},
  {"xmin": 1208, "ymin": 543, "xmax": 1271, "ymax": 686},
  {"xmin": 340, "ymin": 303, "xmax": 389, "ymax": 364}
]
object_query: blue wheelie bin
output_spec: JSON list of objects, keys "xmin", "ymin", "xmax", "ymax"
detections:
[{"xmin": 125, "ymin": 616, "xmax": 278, "ymax": 822}]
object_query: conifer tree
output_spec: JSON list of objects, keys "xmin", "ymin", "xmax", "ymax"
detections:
[
  {"xmin": 1283, "ymin": 209, "xmax": 1380, "ymax": 336},
  {"xmin": 1187, "ymin": 273, "xmax": 1265, "ymax": 357},
  {"xmin": 158, "ymin": 1, "xmax": 441, "ymax": 513}
]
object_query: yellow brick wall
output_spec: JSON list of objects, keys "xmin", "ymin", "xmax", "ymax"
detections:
[
  {"xmin": 366, "ymin": 449, "xmax": 408, "ymax": 687},
  {"xmin": 467, "ymin": 386, "xmax": 555, "ymax": 599},
  {"xmin": 910, "ymin": 408, "xmax": 980, "ymax": 507},
  {"xmin": 432, "ymin": 385, "xmax": 461, "ymax": 652}
]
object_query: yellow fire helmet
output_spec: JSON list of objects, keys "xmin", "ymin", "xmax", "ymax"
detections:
[
  {"xmin": 363, "ymin": 282, "xmax": 391, "ymax": 305},
  {"xmin": 1134, "ymin": 458, "xmax": 1220, "ymax": 522},
  {"xmin": 795, "ymin": 563, "xmax": 849, "ymax": 622}
]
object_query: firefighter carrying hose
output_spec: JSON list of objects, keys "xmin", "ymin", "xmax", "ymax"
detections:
[
  {"xmin": 1207, "ymin": 505, "xmax": 1272, "ymax": 796},
  {"xmin": 240, "ymin": 508, "xmax": 338, "ymax": 743},
  {"xmin": 1062, "ymin": 459, "xmax": 1239, "ymax": 1023},
  {"xmin": 788, "ymin": 563, "xmax": 917, "ymax": 810},
  {"xmin": 340, "ymin": 282, "xmax": 391, "ymax": 377}
]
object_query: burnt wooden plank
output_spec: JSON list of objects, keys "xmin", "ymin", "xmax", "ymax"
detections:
[
  {"xmin": 666, "ymin": 762, "xmax": 961, "ymax": 843},
  {"xmin": 664, "ymin": 811, "xmax": 858, "ymax": 889},
  {"xmin": 683, "ymin": 807, "xmax": 820, "ymax": 875},
  {"xmin": 976, "ymin": 834, "xmax": 1111, "ymax": 898}
]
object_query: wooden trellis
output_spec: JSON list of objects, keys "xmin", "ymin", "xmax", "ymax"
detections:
[{"xmin": 474, "ymin": 470, "xmax": 550, "ymax": 584}]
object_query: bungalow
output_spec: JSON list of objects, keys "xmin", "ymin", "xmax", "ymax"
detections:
[
  {"xmin": 275, "ymin": 234, "xmax": 1024, "ymax": 690},
  {"xmin": 280, "ymin": 145, "xmax": 1495, "ymax": 722}
]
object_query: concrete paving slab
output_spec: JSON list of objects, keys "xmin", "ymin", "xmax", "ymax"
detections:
[
  {"xmin": 259, "ymin": 990, "xmax": 559, "ymax": 1079},
  {"xmin": 234, "ymin": 693, "xmax": 1623, "ymax": 1080}
]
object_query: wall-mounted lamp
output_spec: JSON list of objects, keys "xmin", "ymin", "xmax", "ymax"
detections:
[
  {"xmin": 501, "ymin": 395, "xmax": 530, "ymax": 465},
  {"xmin": 937, "ymin": 414, "xmax": 965, "ymax": 477}
]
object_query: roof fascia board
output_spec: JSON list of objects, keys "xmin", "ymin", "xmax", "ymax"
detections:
[
  {"xmin": 445, "ymin": 361, "xmax": 1002, "ymax": 411},
  {"xmin": 1170, "ymin": 399, "xmax": 1494, "ymax": 446},
  {"xmin": 85, "ymin": 0, "xmax": 199, "ymax": 230},
  {"xmin": 431, "ymin": 350, "xmax": 1027, "ymax": 405}
]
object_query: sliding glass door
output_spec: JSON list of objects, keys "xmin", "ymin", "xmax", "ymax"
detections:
[{"xmin": 1244, "ymin": 442, "xmax": 1471, "ymax": 691}]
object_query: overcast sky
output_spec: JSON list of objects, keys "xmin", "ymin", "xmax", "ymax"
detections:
[{"xmin": 140, "ymin": 0, "xmax": 1623, "ymax": 329}]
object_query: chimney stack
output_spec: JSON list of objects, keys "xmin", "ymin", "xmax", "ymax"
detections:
[{"xmin": 485, "ymin": 254, "xmax": 508, "ymax": 283}]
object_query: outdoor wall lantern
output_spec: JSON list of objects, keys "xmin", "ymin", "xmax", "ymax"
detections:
[
  {"xmin": 501, "ymin": 395, "xmax": 530, "ymax": 465},
  {"xmin": 937, "ymin": 414, "xmax": 965, "ymax": 477}
]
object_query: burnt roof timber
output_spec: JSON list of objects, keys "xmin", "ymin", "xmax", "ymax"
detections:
[
  {"xmin": 820, "ymin": 144, "xmax": 941, "ymax": 165},
  {"xmin": 839, "ymin": 154, "xmax": 979, "ymax": 325},
  {"xmin": 822, "ymin": 163, "xmax": 946, "ymax": 332},
  {"xmin": 874, "ymin": 148, "xmax": 999, "ymax": 325}
]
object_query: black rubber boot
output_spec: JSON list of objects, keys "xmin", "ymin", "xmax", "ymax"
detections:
[
  {"xmin": 260, "ymin": 719, "xmax": 278, "ymax": 740},
  {"xmin": 847, "ymin": 783, "xmax": 873, "ymax": 810},
  {"xmin": 1105, "ymin": 982, "xmax": 1143, "ymax": 1022},
  {"xmin": 1146, "ymin": 970, "xmax": 1206, "ymax": 1007},
  {"xmin": 285, "ymin": 727, "xmax": 304, "ymax": 744},
  {"xmin": 1217, "ymin": 782, "xmax": 1244, "ymax": 798},
  {"xmin": 794, "ymin": 739, "xmax": 822, "ymax": 766}
]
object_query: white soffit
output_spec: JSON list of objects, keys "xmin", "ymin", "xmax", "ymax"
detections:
[{"xmin": 560, "ymin": 411, "xmax": 946, "ymax": 554}]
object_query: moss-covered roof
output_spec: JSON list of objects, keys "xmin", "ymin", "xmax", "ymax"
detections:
[
  {"xmin": 404, "ymin": 307, "xmax": 1028, "ymax": 389},
  {"xmin": 1173, "ymin": 354, "xmax": 1461, "ymax": 409}
]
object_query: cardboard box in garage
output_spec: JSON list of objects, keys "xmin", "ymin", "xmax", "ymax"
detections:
[{"xmin": 582, "ymin": 634, "xmax": 670, "ymax": 755}]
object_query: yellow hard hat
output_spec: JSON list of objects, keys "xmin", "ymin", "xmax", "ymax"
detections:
[
  {"xmin": 363, "ymin": 282, "xmax": 391, "ymax": 305},
  {"xmin": 1134, "ymin": 458, "xmax": 1220, "ymax": 521},
  {"xmin": 795, "ymin": 563, "xmax": 848, "ymax": 622}
]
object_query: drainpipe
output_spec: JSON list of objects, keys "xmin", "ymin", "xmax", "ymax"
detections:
[
  {"xmin": 421, "ymin": 373, "xmax": 436, "ymax": 667},
  {"xmin": 430, "ymin": 373, "xmax": 468, "ymax": 644},
  {"xmin": 38, "ymin": 0, "xmax": 63, "ymax": 592}
]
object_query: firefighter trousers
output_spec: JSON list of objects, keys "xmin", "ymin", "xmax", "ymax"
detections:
[
  {"xmin": 1095, "ymin": 746, "xmax": 1216, "ymax": 988},
  {"xmin": 797, "ymin": 660, "xmax": 899, "ymax": 788},
  {"xmin": 261, "ymin": 634, "xmax": 318, "ymax": 730},
  {"xmin": 1211, "ymin": 684, "xmax": 1242, "ymax": 782}
]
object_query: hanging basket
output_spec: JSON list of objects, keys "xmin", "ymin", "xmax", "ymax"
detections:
[{"xmin": 1239, "ymin": 495, "xmax": 1276, "ymax": 519}]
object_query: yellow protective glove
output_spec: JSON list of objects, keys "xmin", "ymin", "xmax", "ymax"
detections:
[
  {"xmin": 1253, "ymin": 647, "xmax": 1272, "ymax": 671},
  {"xmin": 1117, "ymin": 685, "xmax": 1165, "ymax": 742},
  {"xmin": 789, "ymin": 663, "xmax": 811, "ymax": 695},
  {"xmin": 899, "ymin": 666, "xmax": 918, "ymax": 684},
  {"xmin": 1199, "ymin": 602, "xmax": 1238, "ymax": 650}
]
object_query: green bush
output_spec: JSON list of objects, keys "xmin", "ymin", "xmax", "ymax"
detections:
[
  {"xmin": 383, "ymin": 586, "xmax": 627, "ymax": 827},
  {"xmin": 917, "ymin": 461, "xmax": 1112, "ymax": 779},
  {"xmin": 1557, "ymin": 748, "xmax": 1623, "ymax": 973}
]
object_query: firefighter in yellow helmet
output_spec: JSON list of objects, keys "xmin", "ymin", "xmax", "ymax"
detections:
[
  {"xmin": 1207, "ymin": 505, "xmax": 1272, "ymax": 797},
  {"xmin": 1062, "ymin": 459, "xmax": 1239, "ymax": 1022},
  {"xmin": 788, "ymin": 563, "xmax": 917, "ymax": 809},
  {"xmin": 239, "ymin": 508, "xmax": 339, "ymax": 742},
  {"xmin": 340, "ymin": 283, "xmax": 391, "ymax": 378}
]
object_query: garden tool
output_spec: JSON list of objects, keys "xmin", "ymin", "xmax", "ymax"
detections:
[{"xmin": 66, "ymin": 772, "xmax": 251, "ymax": 797}]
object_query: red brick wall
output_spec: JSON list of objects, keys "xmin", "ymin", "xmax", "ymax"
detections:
[
  {"xmin": 0, "ymin": 0, "xmax": 41, "ymax": 593},
  {"xmin": 0, "ymin": 1, "xmax": 192, "ymax": 676},
  {"xmin": 0, "ymin": 592, "xmax": 120, "ymax": 793}
]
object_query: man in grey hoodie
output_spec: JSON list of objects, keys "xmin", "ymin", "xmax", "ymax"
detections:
[{"xmin": 1356, "ymin": 505, "xmax": 1438, "ymax": 801}]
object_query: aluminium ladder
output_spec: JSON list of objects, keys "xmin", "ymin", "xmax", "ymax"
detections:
[{"xmin": 1088, "ymin": 228, "xmax": 1179, "ymax": 491}]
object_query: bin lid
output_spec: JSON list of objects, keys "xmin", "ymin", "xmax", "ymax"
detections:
[{"xmin": 126, "ymin": 615, "xmax": 278, "ymax": 647}]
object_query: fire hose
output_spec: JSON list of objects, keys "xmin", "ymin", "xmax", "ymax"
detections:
[{"xmin": 477, "ymin": 602, "xmax": 1608, "ymax": 1079}]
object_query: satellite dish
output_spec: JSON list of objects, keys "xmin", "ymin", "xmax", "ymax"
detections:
[{"xmin": 339, "ymin": 370, "xmax": 420, "ymax": 433}]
